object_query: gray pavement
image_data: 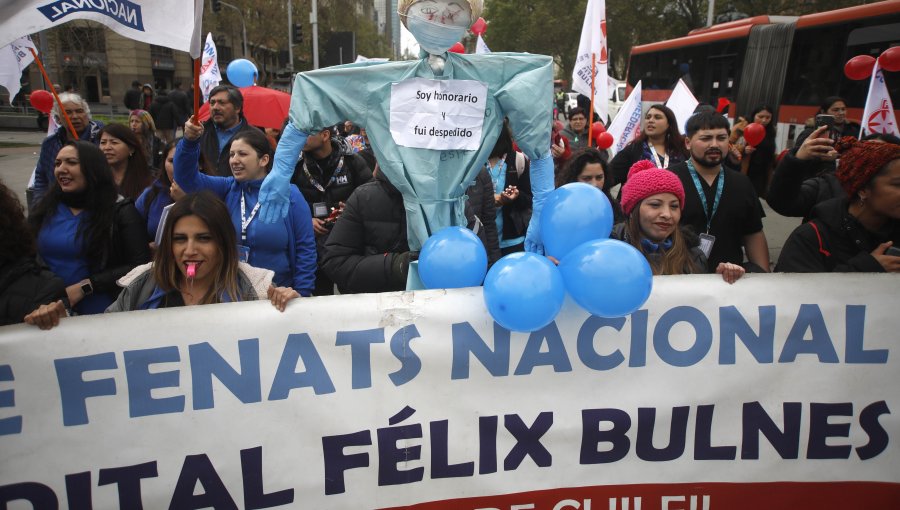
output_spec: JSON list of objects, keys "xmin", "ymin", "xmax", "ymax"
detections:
[
  {"xmin": 0, "ymin": 129, "xmax": 45, "ymax": 206},
  {"xmin": 0, "ymin": 128, "xmax": 800, "ymax": 266}
]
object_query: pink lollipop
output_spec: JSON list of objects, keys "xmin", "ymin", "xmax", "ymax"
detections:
[{"xmin": 186, "ymin": 262, "xmax": 197, "ymax": 278}]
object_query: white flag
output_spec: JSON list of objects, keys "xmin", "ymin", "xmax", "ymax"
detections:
[
  {"xmin": 606, "ymin": 81, "xmax": 642, "ymax": 157},
  {"xmin": 0, "ymin": 36, "xmax": 36, "ymax": 102},
  {"xmin": 0, "ymin": 0, "xmax": 204, "ymax": 58},
  {"xmin": 476, "ymin": 35, "xmax": 491, "ymax": 54},
  {"xmin": 665, "ymin": 78, "xmax": 700, "ymax": 134},
  {"xmin": 199, "ymin": 33, "xmax": 222, "ymax": 102},
  {"xmin": 860, "ymin": 61, "xmax": 899, "ymax": 138},
  {"xmin": 571, "ymin": 0, "xmax": 608, "ymax": 122}
]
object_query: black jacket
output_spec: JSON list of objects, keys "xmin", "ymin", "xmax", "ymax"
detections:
[
  {"xmin": 292, "ymin": 142, "xmax": 373, "ymax": 214},
  {"xmin": 149, "ymin": 94, "xmax": 179, "ymax": 131},
  {"xmin": 90, "ymin": 198, "xmax": 153, "ymax": 294},
  {"xmin": 123, "ymin": 88, "xmax": 142, "ymax": 111},
  {"xmin": 465, "ymin": 169, "xmax": 502, "ymax": 265},
  {"xmin": 168, "ymin": 88, "xmax": 191, "ymax": 124},
  {"xmin": 776, "ymin": 198, "xmax": 900, "ymax": 273},
  {"xmin": 0, "ymin": 257, "xmax": 66, "ymax": 326},
  {"xmin": 496, "ymin": 151, "xmax": 533, "ymax": 242},
  {"xmin": 200, "ymin": 118, "xmax": 262, "ymax": 177},
  {"xmin": 321, "ymin": 172, "xmax": 409, "ymax": 294},
  {"xmin": 767, "ymin": 152, "xmax": 846, "ymax": 221}
]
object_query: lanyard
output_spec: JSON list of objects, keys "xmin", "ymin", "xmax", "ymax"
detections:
[
  {"xmin": 651, "ymin": 150, "xmax": 670, "ymax": 169},
  {"xmin": 240, "ymin": 191, "xmax": 261, "ymax": 242},
  {"xmin": 487, "ymin": 154, "xmax": 507, "ymax": 190},
  {"xmin": 686, "ymin": 160, "xmax": 724, "ymax": 234},
  {"xmin": 303, "ymin": 156, "xmax": 345, "ymax": 193}
]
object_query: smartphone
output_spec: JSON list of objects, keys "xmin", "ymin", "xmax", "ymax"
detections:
[
  {"xmin": 886, "ymin": 246, "xmax": 900, "ymax": 257},
  {"xmin": 815, "ymin": 114, "xmax": 838, "ymax": 142}
]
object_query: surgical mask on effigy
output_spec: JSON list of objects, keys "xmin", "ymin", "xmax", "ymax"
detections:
[{"xmin": 406, "ymin": 15, "xmax": 467, "ymax": 55}]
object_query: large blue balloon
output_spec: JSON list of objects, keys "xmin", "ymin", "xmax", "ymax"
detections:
[
  {"xmin": 226, "ymin": 59, "xmax": 258, "ymax": 88},
  {"xmin": 418, "ymin": 227, "xmax": 488, "ymax": 289},
  {"xmin": 540, "ymin": 182, "xmax": 613, "ymax": 260},
  {"xmin": 483, "ymin": 252, "xmax": 565, "ymax": 332},
  {"xmin": 558, "ymin": 239, "xmax": 652, "ymax": 317}
]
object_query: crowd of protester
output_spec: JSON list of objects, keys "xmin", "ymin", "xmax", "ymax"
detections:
[{"xmin": 3, "ymin": 77, "xmax": 899, "ymax": 329}]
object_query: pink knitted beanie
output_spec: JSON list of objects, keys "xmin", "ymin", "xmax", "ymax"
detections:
[{"xmin": 620, "ymin": 160, "xmax": 686, "ymax": 215}]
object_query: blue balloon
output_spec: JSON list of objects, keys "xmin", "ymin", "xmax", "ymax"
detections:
[
  {"xmin": 540, "ymin": 182, "xmax": 613, "ymax": 260},
  {"xmin": 558, "ymin": 239, "xmax": 652, "ymax": 317},
  {"xmin": 418, "ymin": 227, "xmax": 488, "ymax": 289},
  {"xmin": 226, "ymin": 59, "xmax": 258, "ymax": 88},
  {"xmin": 483, "ymin": 252, "xmax": 565, "ymax": 332}
]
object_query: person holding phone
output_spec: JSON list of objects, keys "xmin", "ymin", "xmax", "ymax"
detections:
[
  {"xmin": 777, "ymin": 138, "xmax": 900, "ymax": 273},
  {"xmin": 794, "ymin": 96, "xmax": 862, "ymax": 148}
]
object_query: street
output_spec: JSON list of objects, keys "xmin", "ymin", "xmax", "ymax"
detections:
[{"xmin": 0, "ymin": 127, "xmax": 800, "ymax": 267}]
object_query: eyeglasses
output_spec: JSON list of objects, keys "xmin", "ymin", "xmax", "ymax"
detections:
[{"xmin": 64, "ymin": 109, "xmax": 85, "ymax": 115}]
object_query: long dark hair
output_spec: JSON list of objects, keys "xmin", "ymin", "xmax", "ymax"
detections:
[
  {"xmin": 638, "ymin": 104, "xmax": 686, "ymax": 158},
  {"xmin": 750, "ymin": 104, "xmax": 776, "ymax": 140},
  {"xmin": 153, "ymin": 191, "xmax": 241, "ymax": 304},
  {"xmin": 101, "ymin": 123, "xmax": 153, "ymax": 200},
  {"xmin": 559, "ymin": 148, "xmax": 613, "ymax": 192},
  {"xmin": 489, "ymin": 120, "xmax": 514, "ymax": 159},
  {"xmin": 31, "ymin": 141, "xmax": 119, "ymax": 268},
  {"xmin": 0, "ymin": 178, "xmax": 34, "ymax": 262},
  {"xmin": 141, "ymin": 139, "xmax": 177, "ymax": 217}
]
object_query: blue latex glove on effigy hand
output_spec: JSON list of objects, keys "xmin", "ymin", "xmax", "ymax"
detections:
[
  {"xmin": 259, "ymin": 123, "xmax": 308, "ymax": 223},
  {"xmin": 524, "ymin": 152, "xmax": 554, "ymax": 255}
]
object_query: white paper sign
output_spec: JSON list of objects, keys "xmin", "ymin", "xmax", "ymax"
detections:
[{"xmin": 390, "ymin": 77, "xmax": 488, "ymax": 151}]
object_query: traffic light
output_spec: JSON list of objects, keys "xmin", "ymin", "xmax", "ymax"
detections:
[
  {"xmin": 212, "ymin": 0, "xmax": 221, "ymax": 13},
  {"xmin": 293, "ymin": 23, "xmax": 303, "ymax": 44}
]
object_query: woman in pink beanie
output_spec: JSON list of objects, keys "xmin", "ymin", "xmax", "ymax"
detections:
[{"xmin": 614, "ymin": 160, "xmax": 745, "ymax": 283}]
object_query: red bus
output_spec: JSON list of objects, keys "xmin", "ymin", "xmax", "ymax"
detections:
[{"xmin": 625, "ymin": 1, "xmax": 900, "ymax": 150}]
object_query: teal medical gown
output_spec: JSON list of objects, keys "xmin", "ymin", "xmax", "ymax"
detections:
[{"xmin": 275, "ymin": 51, "xmax": 553, "ymax": 251}]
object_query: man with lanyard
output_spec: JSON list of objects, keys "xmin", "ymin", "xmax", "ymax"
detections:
[
  {"xmin": 200, "ymin": 84, "xmax": 262, "ymax": 176},
  {"xmin": 292, "ymin": 126, "xmax": 372, "ymax": 295},
  {"xmin": 669, "ymin": 111, "xmax": 770, "ymax": 272}
]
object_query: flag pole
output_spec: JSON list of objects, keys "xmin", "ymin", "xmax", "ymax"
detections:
[
  {"xmin": 588, "ymin": 52, "xmax": 596, "ymax": 147},
  {"xmin": 27, "ymin": 47, "xmax": 78, "ymax": 140},
  {"xmin": 192, "ymin": 58, "xmax": 201, "ymax": 126}
]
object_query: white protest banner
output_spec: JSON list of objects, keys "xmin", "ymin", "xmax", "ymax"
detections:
[
  {"xmin": 1, "ymin": 274, "xmax": 899, "ymax": 509},
  {"xmin": 390, "ymin": 77, "xmax": 488, "ymax": 151},
  {"xmin": 572, "ymin": 0, "xmax": 608, "ymax": 122},
  {"xmin": 476, "ymin": 35, "xmax": 491, "ymax": 54},
  {"xmin": 666, "ymin": 78, "xmax": 700, "ymax": 134},
  {"xmin": 0, "ymin": 0, "xmax": 204, "ymax": 59},
  {"xmin": 860, "ymin": 61, "xmax": 899, "ymax": 138},
  {"xmin": 0, "ymin": 36, "xmax": 36, "ymax": 102},
  {"xmin": 607, "ymin": 80, "xmax": 642, "ymax": 156},
  {"xmin": 199, "ymin": 33, "xmax": 222, "ymax": 102}
]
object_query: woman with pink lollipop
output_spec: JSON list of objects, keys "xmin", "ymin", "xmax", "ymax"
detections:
[{"xmin": 107, "ymin": 191, "xmax": 300, "ymax": 312}]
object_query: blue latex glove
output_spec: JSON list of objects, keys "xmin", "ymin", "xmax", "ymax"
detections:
[
  {"xmin": 259, "ymin": 123, "xmax": 308, "ymax": 223},
  {"xmin": 524, "ymin": 152, "xmax": 553, "ymax": 255}
]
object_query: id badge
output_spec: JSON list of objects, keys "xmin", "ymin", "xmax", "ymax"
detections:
[
  {"xmin": 698, "ymin": 233, "xmax": 716, "ymax": 259},
  {"xmin": 313, "ymin": 202, "xmax": 328, "ymax": 218},
  {"xmin": 238, "ymin": 244, "xmax": 251, "ymax": 263}
]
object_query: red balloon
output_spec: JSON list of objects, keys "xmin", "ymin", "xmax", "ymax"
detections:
[
  {"xmin": 844, "ymin": 55, "xmax": 876, "ymax": 81},
  {"xmin": 596, "ymin": 132, "xmax": 614, "ymax": 150},
  {"xmin": 743, "ymin": 122, "xmax": 766, "ymax": 147},
  {"xmin": 29, "ymin": 89, "xmax": 54, "ymax": 114},
  {"xmin": 470, "ymin": 17, "xmax": 487, "ymax": 36},
  {"xmin": 449, "ymin": 42, "xmax": 465, "ymax": 54},
  {"xmin": 879, "ymin": 46, "xmax": 900, "ymax": 73},
  {"xmin": 590, "ymin": 121, "xmax": 606, "ymax": 142}
]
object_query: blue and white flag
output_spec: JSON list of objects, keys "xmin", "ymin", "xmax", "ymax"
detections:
[
  {"xmin": 0, "ymin": 0, "xmax": 204, "ymax": 58},
  {"xmin": 606, "ymin": 80, "xmax": 642, "ymax": 157},
  {"xmin": 0, "ymin": 36, "xmax": 36, "ymax": 102},
  {"xmin": 476, "ymin": 34, "xmax": 491, "ymax": 54},
  {"xmin": 572, "ymin": 0, "xmax": 608, "ymax": 122},
  {"xmin": 199, "ymin": 33, "xmax": 222, "ymax": 102}
]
